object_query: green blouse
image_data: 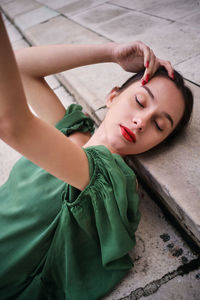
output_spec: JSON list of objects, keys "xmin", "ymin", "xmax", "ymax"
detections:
[{"xmin": 0, "ymin": 104, "xmax": 141, "ymax": 300}]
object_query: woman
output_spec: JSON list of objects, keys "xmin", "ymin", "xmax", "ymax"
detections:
[{"xmin": 0, "ymin": 14, "xmax": 193, "ymax": 300}]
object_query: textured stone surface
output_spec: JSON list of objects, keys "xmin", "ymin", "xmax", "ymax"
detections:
[
  {"xmin": 6, "ymin": 23, "xmax": 22, "ymax": 42},
  {"xmin": 12, "ymin": 38, "xmax": 29, "ymax": 50},
  {"xmin": 142, "ymin": 0, "xmax": 200, "ymax": 20},
  {"xmin": 115, "ymin": 21, "xmax": 200, "ymax": 67},
  {"xmin": 140, "ymin": 268, "xmax": 200, "ymax": 300},
  {"xmin": 177, "ymin": 10, "xmax": 200, "ymax": 27},
  {"xmin": 0, "ymin": 141, "xmax": 22, "ymax": 186},
  {"xmin": 24, "ymin": 16, "xmax": 107, "ymax": 45},
  {"xmin": 175, "ymin": 54, "xmax": 200, "ymax": 85},
  {"xmin": 2, "ymin": 12, "xmax": 11, "ymax": 25},
  {"xmin": 53, "ymin": 86, "xmax": 75, "ymax": 108},
  {"xmin": 45, "ymin": 75, "xmax": 60, "ymax": 90},
  {"xmin": 108, "ymin": 0, "xmax": 161, "ymax": 10},
  {"xmin": 95, "ymin": 11, "xmax": 171, "ymax": 42},
  {"xmin": 1, "ymin": 0, "xmax": 42, "ymax": 19},
  {"xmin": 0, "ymin": 0, "xmax": 14, "ymax": 5},
  {"xmin": 14, "ymin": 6, "xmax": 59, "ymax": 30},
  {"xmin": 36, "ymin": 0, "xmax": 75, "ymax": 10},
  {"xmin": 72, "ymin": 3, "xmax": 129, "ymax": 28},
  {"xmin": 58, "ymin": 0, "xmax": 107, "ymax": 16}
]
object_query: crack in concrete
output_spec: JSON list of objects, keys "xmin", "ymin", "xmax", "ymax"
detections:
[
  {"xmin": 175, "ymin": 51, "xmax": 200, "ymax": 64},
  {"xmin": 108, "ymin": 3, "xmax": 175, "ymax": 23},
  {"xmin": 184, "ymin": 77, "xmax": 200, "ymax": 88},
  {"xmin": 120, "ymin": 257, "xmax": 200, "ymax": 300}
]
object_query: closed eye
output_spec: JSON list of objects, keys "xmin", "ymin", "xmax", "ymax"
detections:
[
  {"xmin": 154, "ymin": 121, "xmax": 163, "ymax": 131},
  {"xmin": 135, "ymin": 95, "xmax": 144, "ymax": 108},
  {"xmin": 135, "ymin": 96, "xmax": 163, "ymax": 132}
]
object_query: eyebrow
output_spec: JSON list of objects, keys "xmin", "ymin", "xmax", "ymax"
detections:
[{"xmin": 141, "ymin": 85, "xmax": 174, "ymax": 128}]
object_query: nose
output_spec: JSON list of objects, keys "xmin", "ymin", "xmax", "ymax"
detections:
[{"xmin": 132, "ymin": 116, "xmax": 147, "ymax": 132}]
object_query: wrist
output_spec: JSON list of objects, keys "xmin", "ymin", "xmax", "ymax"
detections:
[
  {"xmin": 109, "ymin": 42, "xmax": 121, "ymax": 64},
  {"xmin": 102, "ymin": 42, "xmax": 119, "ymax": 63}
]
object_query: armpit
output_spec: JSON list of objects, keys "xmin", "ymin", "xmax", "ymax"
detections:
[{"xmin": 68, "ymin": 131, "xmax": 91, "ymax": 147}]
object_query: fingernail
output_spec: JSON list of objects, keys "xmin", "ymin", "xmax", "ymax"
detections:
[
  {"xmin": 146, "ymin": 60, "xmax": 149, "ymax": 68},
  {"xmin": 145, "ymin": 74, "xmax": 150, "ymax": 82},
  {"xmin": 141, "ymin": 79, "xmax": 147, "ymax": 86},
  {"xmin": 171, "ymin": 72, "xmax": 174, "ymax": 80}
]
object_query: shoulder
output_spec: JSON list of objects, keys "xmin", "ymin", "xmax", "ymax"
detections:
[{"xmin": 83, "ymin": 145, "xmax": 136, "ymax": 187}]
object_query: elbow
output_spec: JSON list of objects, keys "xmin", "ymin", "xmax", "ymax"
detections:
[
  {"xmin": 0, "ymin": 109, "xmax": 34, "ymax": 148},
  {"xmin": 0, "ymin": 115, "xmax": 15, "ymax": 141},
  {"xmin": 14, "ymin": 48, "xmax": 28, "ymax": 74},
  {"xmin": 0, "ymin": 110, "xmax": 30, "ymax": 142},
  {"xmin": 14, "ymin": 48, "xmax": 22, "ymax": 65}
]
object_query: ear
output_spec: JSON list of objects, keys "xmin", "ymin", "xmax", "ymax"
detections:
[{"xmin": 106, "ymin": 86, "xmax": 120, "ymax": 108}]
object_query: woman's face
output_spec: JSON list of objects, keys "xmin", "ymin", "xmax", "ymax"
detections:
[{"xmin": 101, "ymin": 76, "xmax": 185, "ymax": 156}]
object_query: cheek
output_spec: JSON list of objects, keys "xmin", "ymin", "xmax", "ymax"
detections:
[
  {"xmin": 141, "ymin": 132, "xmax": 165, "ymax": 151},
  {"xmin": 151, "ymin": 134, "xmax": 168, "ymax": 149},
  {"xmin": 110, "ymin": 99, "xmax": 132, "ymax": 119}
]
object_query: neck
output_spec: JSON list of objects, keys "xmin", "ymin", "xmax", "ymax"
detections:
[
  {"xmin": 83, "ymin": 123, "xmax": 107, "ymax": 148},
  {"xmin": 83, "ymin": 123, "xmax": 125, "ymax": 158}
]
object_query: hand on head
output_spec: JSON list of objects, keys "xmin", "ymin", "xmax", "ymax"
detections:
[{"xmin": 112, "ymin": 41, "xmax": 174, "ymax": 85}]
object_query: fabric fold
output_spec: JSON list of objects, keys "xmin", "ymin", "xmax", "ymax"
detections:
[{"xmin": 55, "ymin": 103, "xmax": 95, "ymax": 136}]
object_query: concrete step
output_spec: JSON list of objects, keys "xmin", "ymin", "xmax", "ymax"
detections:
[{"xmin": 1, "ymin": 0, "xmax": 200, "ymax": 248}]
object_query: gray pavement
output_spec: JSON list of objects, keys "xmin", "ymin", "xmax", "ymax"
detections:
[{"xmin": 0, "ymin": 0, "xmax": 200, "ymax": 299}]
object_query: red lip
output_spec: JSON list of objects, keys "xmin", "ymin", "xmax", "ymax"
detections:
[{"xmin": 120, "ymin": 125, "xmax": 136, "ymax": 143}]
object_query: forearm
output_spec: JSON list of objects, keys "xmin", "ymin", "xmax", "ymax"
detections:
[
  {"xmin": 15, "ymin": 43, "xmax": 116, "ymax": 78},
  {"xmin": 0, "ymin": 14, "xmax": 30, "ymax": 131}
]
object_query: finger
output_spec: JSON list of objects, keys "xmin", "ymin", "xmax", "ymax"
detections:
[
  {"xmin": 159, "ymin": 59, "xmax": 174, "ymax": 79},
  {"xmin": 141, "ymin": 49, "xmax": 156, "ymax": 85},
  {"xmin": 147, "ymin": 49, "xmax": 156, "ymax": 76},
  {"xmin": 151, "ymin": 59, "xmax": 160, "ymax": 77},
  {"xmin": 137, "ymin": 41, "xmax": 151, "ymax": 69}
]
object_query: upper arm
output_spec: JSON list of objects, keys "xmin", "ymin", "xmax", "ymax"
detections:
[
  {"xmin": 1, "ymin": 114, "xmax": 90, "ymax": 191},
  {"xmin": 20, "ymin": 73, "xmax": 66, "ymax": 125}
]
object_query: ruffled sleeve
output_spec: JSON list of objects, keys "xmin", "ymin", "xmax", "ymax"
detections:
[
  {"xmin": 55, "ymin": 103, "xmax": 95, "ymax": 136},
  {"xmin": 85, "ymin": 147, "xmax": 141, "ymax": 270},
  {"xmin": 41, "ymin": 145, "xmax": 141, "ymax": 300}
]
